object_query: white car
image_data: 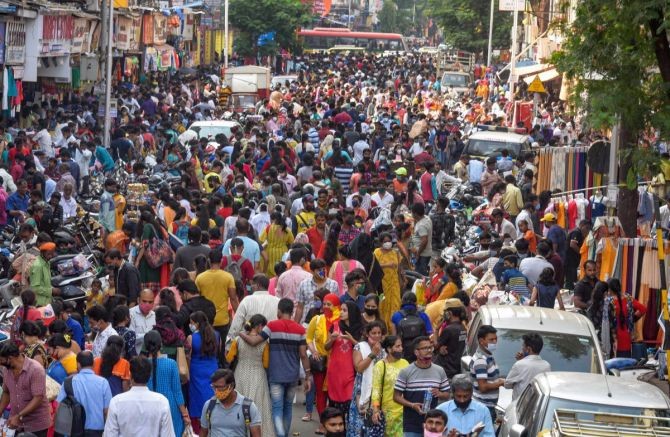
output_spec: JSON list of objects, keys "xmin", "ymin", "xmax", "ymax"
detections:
[
  {"xmin": 461, "ymin": 305, "xmax": 606, "ymax": 414},
  {"xmin": 178, "ymin": 120, "xmax": 240, "ymax": 145}
]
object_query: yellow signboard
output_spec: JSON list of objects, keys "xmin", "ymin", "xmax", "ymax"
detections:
[{"xmin": 527, "ymin": 74, "xmax": 546, "ymax": 93}]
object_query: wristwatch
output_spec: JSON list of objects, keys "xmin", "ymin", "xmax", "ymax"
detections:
[{"xmin": 18, "ymin": 414, "xmax": 24, "ymax": 422}]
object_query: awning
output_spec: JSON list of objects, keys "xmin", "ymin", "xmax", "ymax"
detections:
[
  {"xmin": 523, "ymin": 68, "xmax": 560, "ymax": 84},
  {"xmin": 514, "ymin": 63, "xmax": 552, "ymax": 78}
]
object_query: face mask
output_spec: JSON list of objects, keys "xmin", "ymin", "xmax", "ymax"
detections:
[
  {"xmin": 352, "ymin": 200, "xmax": 360, "ymax": 208},
  {"xmin": 391, "ymin": 351, "xmax": 403, "ymax": 359},
  {"xmin": 215, "ymin": 386, "xmax": 234, "ymax": 401},
  {"xmin": 139, "ymin": 303, "xmax": 153, "ymax": 315},
  {"xmin": 316, "ymin": 269, "xmax": 326, "ymax": 279},
  {"xmin": 424, "ymin": 429, "xmax": 444, "ymax": 437},
  {"xmin": 487, "ymin": 343, "xmax": 497, "ymax": 353},
  {"xmin": 454, "ymin": 398, "xmax": 472, "ymax": 411},
  {"xmin": 189, "ymin": 324, "xmax": 198, "ymax": 333},
  {"xmin": 325, "ymin": 432, "xmax": 346, "ymax": 437},
  {"xmin": 364, "ymin": 308, "xmax": 377, "ymax": 316},
  {"xmin": 382, "ymin": 241, "xmax": 393, "ymax": 250},
  {"xmin": 379, "ymin": 189, "xmax": 386, "ymax": 194},
  {"xmin": 359, "ymin": 189, "xmax": 367, "ymax": 195},
  {"xmin": 357, "ymin": 284, "xmax": 366, "ymax": 294}
]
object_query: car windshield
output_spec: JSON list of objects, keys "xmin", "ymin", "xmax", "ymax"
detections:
[
  {"xmin": 442, "ymin": 74, "xmax": 468, "ymax": 86},
  {"xmin": 494, "ymin": 329, "xmax": 602, "ymax": 376},
  {"xmin": 541, "ymin": 399, "xmax": 670, "ymax": 431},
  {"xmin": 189, "ymin": 125, "xmax": 233, "ymax": 140},
  {"xmin": 466, "ymin": 139, "xmax": 523, "ymax": 158}
]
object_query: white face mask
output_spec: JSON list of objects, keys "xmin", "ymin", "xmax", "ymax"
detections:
[
  {"xmin": 382, "ymin": 242, "xmax": 393, "ymax": 250},
  {"xmin": 487, "ymin": 342, "xmax": 497, "ymax": 353}
]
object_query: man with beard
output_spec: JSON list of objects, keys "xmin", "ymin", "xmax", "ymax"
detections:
[
  {"xmin": 436, "ymin": 375, "xmax": 495, "ymax": 437},
  {"xmin": 573, "ymin": 260, "xmax": 597, "ymax": 311}
]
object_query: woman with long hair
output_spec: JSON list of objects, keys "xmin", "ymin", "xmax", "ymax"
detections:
[
  {"xmin": 11, "ymin": 289, "xmax": 42, "ymax": 342},
  {"xmin": 153, "ymin": 306, "xmax": 186, "ymax": 360},
  {"xmin": 171, "ymin": 206, "xmax": 191, "ymax": 245},
  {"xmin": 186, "ymin": 311, "xmax": 219, "ymax": 433},
  {"xmin": 530, "ymin": 267, "xmax": 564, "ymax": 309},
  {"xmin": 135, "ymin": 209, "xmax": 169, "ymax": 294},
  {"xmin": 606, "ymin": 278, "xmax": 647, "ymax": 358},
  {"xmin": 427, "ymin": 258, "xmax": 448, "ymax": 304},
  {"xmin": 93, "ymin": 335, "xmax": 130, "ymax": 396},
  {"xmin": 259, "ymin": 211, "xmax": 294, "ymax": 277},
  {"xmin": 192, "ymin": 254, "xmax": 210, "ymax": 279},
  {"xmin": 143, "ymin": 330, "xmax": 190, "ymax": 436},
  {"xmin": 111, "ymin": 305, "xmax": 137, "ymax": 358},
  {"xmin": 370, "ymin": 335, "xmax": 409, "ymax": 437},
  {"xmin": 319, "ymin": 221, "xmax": 341, "ymax": 267},
  {"xmin": 405, "ymin": 180, "xmax": 424, "ymax": 206},
  {"xmin": 155, "ymin": 287, "xmax": 180, "ymax": 312},
  {"xmin": 325, "ymin": 301, "xmax": 362, "ymax": 418},
  {"xmin": 347, "ymin": 321, "xmax": 386, "ymax": 436},
  {"xmin": 361, "ymin": 294, "xmax": 385, "ymax": 331},
  {"xmin": 226, "ymin": 314, "xmax": 274, "ymax": 436},
  {"xmin": 19, "ymin": 320, "xmax": 47, "ymax": 368},
  {"xmin": 375, "ymin": 232, "xmax": 403, "ymax": 328},
  {"xmin": 328, "ymin": 244, "xmax": 364, "ymax": 296},
  {"xmin": 192, "ymin": 203, "xmax": 215, "ymax": 232},
  {"xmin": 436, "ymin": 263, "xmax": 463, "ymax": 301}
]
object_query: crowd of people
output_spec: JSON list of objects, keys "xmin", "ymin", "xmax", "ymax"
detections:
[{"xmin": 0, "ymin": 49, "xmax": 658, "ymax": 437}]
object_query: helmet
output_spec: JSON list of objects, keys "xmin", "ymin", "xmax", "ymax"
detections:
[{"xmin": 449, "ymin": 200, "xmax": 464, "ymax": 210}]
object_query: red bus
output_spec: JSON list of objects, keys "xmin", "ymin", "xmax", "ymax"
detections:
[{"xmin": 298, "ymin": 28, "xmax": 407, "ymax": 53}]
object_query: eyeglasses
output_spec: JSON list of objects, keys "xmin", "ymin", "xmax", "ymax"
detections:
[{"xmin": 417, "ymin": 346, "xmax": 434, "ymax": 352}]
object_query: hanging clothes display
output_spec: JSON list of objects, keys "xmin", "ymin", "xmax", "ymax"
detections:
[
  {"xmin": 608, "ymin": 238, "xmax": 670, "ymax": 344},
  {"xmin": 590, "ymin": 191, "xmax": 608, "ymax": 219},
  {"xmin": 535, "ymin": 146, "xmax": 596, "ymax": 197}
]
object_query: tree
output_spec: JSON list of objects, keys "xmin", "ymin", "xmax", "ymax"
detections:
[
  {"xmin": 552, "ymin": 0, "xmax": 670, "ymax": 235},
  {"xmin": 377, "ymin": 0, "xmax": 413, "ymax": 34},
  {"xmin": 426, "ymin": 0, "xmax": 513, "ymax": 55},
  {"xmin": 229, "ymin": 0, "xmax": 312, "ymax": 57}
]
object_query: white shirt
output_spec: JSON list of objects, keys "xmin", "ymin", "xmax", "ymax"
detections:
[
  {"xmin": 75, "ymin": 147, "xmax": 93, "ymax": 177},
  {"xmin": 371, "ymin": 191, "xmax": 394, "ymax": 209},
  {"xmin": 33, "ymin": 129, "xmax": 54, "ymax": 157},
  {"xmin": 409, "ymin": 142, "xmax": 424, "ymax": 157},
  {"xmin": 104, "ymin": 386, "xmax": 175, "ymax": 437},
  {"xmin": 249, "ymin": 210, "xmax": 271, "ymax": 237},
  {"xmin": 129, "ymin": 305, "xmax": 156, "ymax": 355},
  {"xmin": 504, "ymin": 354, "xmax": 551, "ymax": 400},
  {"xmin": 0, "ymin": 168, "xmax": 16, "ymax": 193},
  {"xmin": 227, "ymin": 290, "xmax": 279, "ymax": 341},
  {"xmin": 92, "ymin": 324, "xmax": 118, "ymax": 358},
  {"xmin": 519, "ymin": 256, "xmax": 554, "ymax": 286},
  {"xmin": 352, "ymin": 139, "xmax": 370, "ymax": 165},
  {"xmin": 60, "ymin": 196, "xmax": 78, "ymax": 220}
]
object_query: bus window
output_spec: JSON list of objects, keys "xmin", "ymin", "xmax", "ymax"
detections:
[{"xmin": 340, "ymin": 37, "xmax": 355, "ymax": 45}]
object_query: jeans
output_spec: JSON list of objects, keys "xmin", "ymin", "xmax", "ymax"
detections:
[
  {"xmin": 214, "ymin": 324, "xmax": 230, "ymax": 367},
  {"xmin": 415, "ymin": 256, "xmax": 431, "ymax": 276},
  {"xmin": 305, "ymin": 375, "xmax": 315, "ymax": 414},
  {"xmin": 270, "ymin": 382, "xmax": 298, "ymax": 437}
]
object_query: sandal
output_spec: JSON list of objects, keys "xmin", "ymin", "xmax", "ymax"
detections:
[{"xmin": 301, "ymin": 413, "xmax": 312, "ymax": 422}]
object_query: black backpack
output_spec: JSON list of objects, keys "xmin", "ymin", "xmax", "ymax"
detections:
[
  {"xmin": 397, "ymin": 309, "xmax": 427, "ymax": 357},
  {"xmin": 54, "ymin": 376, "xmax": 86, "ymax": 437},
  {"xmin": 205, "ymin": 395, "xmax": 253, "ymax": 435}
]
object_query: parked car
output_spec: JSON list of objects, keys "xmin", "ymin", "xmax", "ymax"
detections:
[
  {"xmin": 271, "ymin": 75, "xmax": 298, "ymax": 89},
  {"xmin": 463, "ymin": 125, "xmax": 532, "ymax": 160},
  {"xmin": 461, "ymin": 305, "xmax": 606, "ymax": 413},
  {"xmin": 178, "ymin": 120, "xmax": 240, "ymax": 145},
  {"xmin": 500, "ymin": 372, "xmax": 670, "ymax": 437}
]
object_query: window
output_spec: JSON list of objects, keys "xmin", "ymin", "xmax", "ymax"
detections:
[{"xmin": 517, "ymin": 383, "xmax": 541, "ymax": 429}]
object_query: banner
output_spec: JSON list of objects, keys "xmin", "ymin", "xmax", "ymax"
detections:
[
  {"xmin": 182, "ymin": 14, "xmax": 194, "ymax": 41},
  {"xmin": 154, "ymin": 14, "xmax": 167, "ymax": 45},
  {"xmin": 142, "ymin": 13, "xmax": 154, "ymax": 45},
  {"xmin": 130, "ymin": 16, "xmax": 142, "ymax": 50},
  {"xmin": 5, "ymin": 22, "xmax": 25, "ymax": 65},
  {"xmin": 116, "ymin": 16, "xmax": 132, "ymax": 50},
  {"xmin": 71, "ymin": 19, "xmax": 89, "ymax": 53}
]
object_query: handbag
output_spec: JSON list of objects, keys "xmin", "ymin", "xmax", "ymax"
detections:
[
  {"xmin": 309, "ymin": 351, "xmax": 327, "ymax": 373},
  {"xmin": 46, "ymin": 374, "xmax": 61, "ymax": 401},
  {"xmin": 144, "ymin": 225, "xmax": 175, "ymax": 268},
  {"xmin": 176, "ymin": 346, "xmax": 190, "ymax": 384},
  {"xmin": 362, "ymin": 361, "xmax": 386, "ymax": 437}
]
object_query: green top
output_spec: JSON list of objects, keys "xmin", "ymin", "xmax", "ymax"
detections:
[{"xmin": 29, "ymin": 255, "xmax": 52, "ymax": 307}]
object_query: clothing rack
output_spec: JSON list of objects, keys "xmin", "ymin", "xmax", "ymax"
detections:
[
  {"xmin": 535, "ymin": 146, "xmax": 593, "ymax": 197},
  {"xmin": 550, "ymin": 181, "xmax": 653, "ymax": 198}
]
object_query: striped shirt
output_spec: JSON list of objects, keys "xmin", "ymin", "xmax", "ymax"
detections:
[
  {"xmin": 470, "ymin": 346, "xmax": 500, "ymax": 408},
  {"xmin": 308, "ymin": 128, "xmax": 320, "ymax": 154},
  {"xmin": 394, "ymin": 363, "xmax": 450, "ymax": 433},
  {"xmin": 333, "ymin": 166, "xmax": 354, "ymax": 195},
  {"xmin": 261, "ymin": 319, "xmax": 306, "ymax": 384}
]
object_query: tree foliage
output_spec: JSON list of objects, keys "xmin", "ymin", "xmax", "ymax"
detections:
[
  {"xmin": 378, "ymin": 0, "xmax": 413, "ymax": 34},
  {"xmin": 552, "ymin": 0, "xmax": 670, "ymax": 234},
  {"xmin": 229, "ymin": 0, "xmax": 312, "ymax": 57},
  {"xmin": 426, "ymin": 0, "xmax": 513, "ymax": 54}
]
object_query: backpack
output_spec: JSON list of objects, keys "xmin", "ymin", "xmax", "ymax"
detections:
[
  {"xmin": 54, "ymin": 376, "xmax": 86, "ymax": 437},
  {"xmin": 224, "ymin": 255, "xmax": 244, "ymax": 283},
  {"xmin": 397, "ymin": 309, "xmax": 427, "ymax": 352},
  {"xmin": 205, "ymin": 395, "xmax": 253, "ymax": 435},
  {"xmin": 174, "ymin": 220, "xmax": 190, "ymax": 245}
]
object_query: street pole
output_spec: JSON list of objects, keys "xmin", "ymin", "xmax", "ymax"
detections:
[
  {"xmin": 509, "ymin": 0, "xmax": 519, "ymax": 99},
  {"xmin": 348, "ymin": 0, "xmax": 352, "ymax": 29},
  {"xmin": 486, "ymin": 0, "xmax": 494, "ymax": 67},
  {"xmin": 103, "ymin": 0, "xmax": 113, "ymax": 147},
  {"xmin": 224, "ymin": 0, "xmax": 229, "ymax": 69}
]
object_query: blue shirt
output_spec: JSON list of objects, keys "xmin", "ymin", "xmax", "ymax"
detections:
[
  {"xmin": 95, "ymin": 146, "xmax": 115, "ymax": 172},
  {"xmin": 66, "ymin": 316, "xmax": 86, "ymax": 350},
  {"xmin": 437, "ymin": 399, "xmax": 495, "ymax": 437},
  {"xmin": 57, "ymin": 369, "xmax": 112, "ymax": 431},
  {"xmin": 222, "ymin": 236, "xmax": 261, "ymax": 265},
  {"xmin": 339, "ymin": 292, "xmax": 366, "ymax": 311},
  {"xmin": 546, "ymin": 224, "xmax": 567, "ymax": 261},
  {"xmin": 6, "ymin": 191, "xmax": 29, "ymax": 223}
]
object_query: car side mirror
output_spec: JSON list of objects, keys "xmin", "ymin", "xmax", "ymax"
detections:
[
  {"xmin": 608, "ymin": 368, "xmax": 621, "ymax": 377},
  {"xmin": 509, "ymin": 424, "xmax": 527, "ymax": 437}
]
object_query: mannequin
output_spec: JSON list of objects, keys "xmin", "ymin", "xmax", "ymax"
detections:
[{"xmin": 590, "ymin": 190, "xmax": 607, "ymax": 219}]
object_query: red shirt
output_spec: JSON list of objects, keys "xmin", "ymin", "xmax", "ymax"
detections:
[
  {"xmin": 306, "ymin": 226, "xmax": 325, "ymax": 256},
  {"xmin": 612, "ymin": 296, "xmax": 647, "ymax": 352},
  {"xmin": 220, "ymin": 254, "xmax": 255, "ymax": 286}
]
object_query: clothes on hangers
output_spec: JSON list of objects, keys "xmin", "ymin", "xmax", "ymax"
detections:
[
  {"xmin": 590, "ymin": 193, "xmax": 607, "ymax": 219},
  {"xmin": 575, "ymin": 193, "xmax": 589, "ymax": 222}
]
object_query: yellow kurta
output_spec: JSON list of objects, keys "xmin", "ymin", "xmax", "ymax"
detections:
[
  {"xmin": 374, "ymin": 248, "xmax": 401, "ymax": 329},
  {"xmin": 371, "ymin": 358, "xmax": 409, "ymax": 437},
  {"xmin": 260, "ymin": 224, "xmax": 294, "ymax": 277}
]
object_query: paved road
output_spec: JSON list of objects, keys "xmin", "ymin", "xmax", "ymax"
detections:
[{"xmin": 288, "ymin": 386, "xmax": 321, "ymax": 436}]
